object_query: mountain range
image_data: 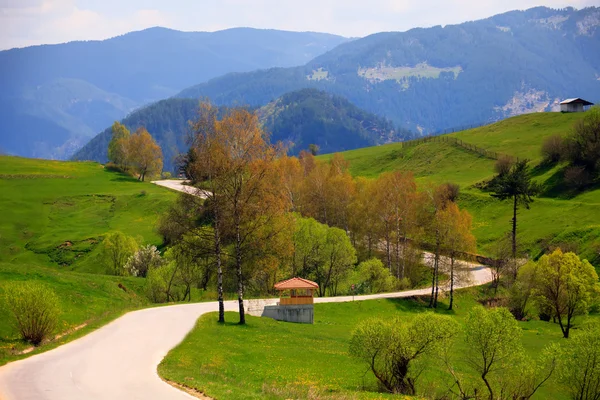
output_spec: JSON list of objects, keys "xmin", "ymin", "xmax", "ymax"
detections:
[
  {"xmin": 0, "ymin": 28, "xmax": 347, "ymax": 159},
  {"xmin": 178, "ymin": 6, "xmax": 600, "ymax": 133},
  {"xmin": 73, "ymin": 88, "xmax": 410, "ymax": 171}
]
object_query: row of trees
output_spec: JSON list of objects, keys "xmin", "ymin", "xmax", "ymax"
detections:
[
  {"xmin": 168, "ymin": 102, "xmax": 480, "ymax": 324},
  {"xmin": 107, "ymin": 122, "xmax": 164, "ymax": 181}
]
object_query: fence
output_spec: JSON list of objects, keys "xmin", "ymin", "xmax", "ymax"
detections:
[{"xmin": 402, "ymin": 129, "xmax": 518, "ymax": 162}]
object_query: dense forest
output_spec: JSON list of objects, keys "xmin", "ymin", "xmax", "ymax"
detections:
[
  {"xmin": 73, "ymin": 89, "xmax": 407, "ymax": 170},
  {"xmin": 178, "ymin": 7, "xmax": 600, "ymax": 133}
]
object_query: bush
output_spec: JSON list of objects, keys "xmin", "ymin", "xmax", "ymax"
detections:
[
  {"xmin": 145, "ymin": 263, "xmax": 185, "ymax": 303},
  {"xmin": 4, "ymin": 282, "xmax": 60, "ymax": 345},
  {"xmin": 162, "ymin": 171, "xmax": 172, "ymax": 179},
  {"xmin": 124, "ymin": 244, "xmax": 164, "ymax": 277},
  {"xmin": 564, "ymin": 165, "xmax": 591, "ymax": 190},
  {"xmin": 541, "ymin": 134, "xmax": 563, "ymax": 164},
  {"xmin": 494, "ymin": 155, "xmax": 515, "ymax": 176},
  {"xmin": 349, "ymin": 313, "xmax": 458, "ymax": 394}
]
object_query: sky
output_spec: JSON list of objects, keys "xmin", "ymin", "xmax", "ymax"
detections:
[{"xmin": 0, "ymin": 0, "xmax": 598, "ymax": 50}]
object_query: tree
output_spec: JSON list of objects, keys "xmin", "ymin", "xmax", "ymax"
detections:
[
  {"xmin": 214, "ymin": 107, "xmax": 288, "ymax": 324},
  {"xmin": 308, "ymin": 143, "xmax": 320, "ymax": 156},
  {"xmin": 107, "ymin": 121, "xmax": 131, "ymax": 170},
  {"xmin": 489, "ymin": 159, "xmax": 540, "ymax": 273},
  {"xmin": 353, "ymin": 258, "xmax": 395, "ymax": 294},
  {"xmin": 509, "ymin": 260, "xmax": 540, "ymax": 320},
  {"xmin": 349, "ymin": 313, "xmax": 458, "ymax": 395},
  {"xmin": 4, "ymin": 282, "xmax": 60, "ymax": 345},
  {"xmin": 188, "ymin": 101, "xmax": 227, "ymax": 323},
  {"xmin": 532, "ymin": 249, "xmax": 599, "ymax": 338},
  {"xmin": 541, "ymin": 134, "xmax": 564, "ymax": 164},
  {"xmin": 128, "ymin": 127, "xmax": 163, "ymax": 181},
  {"xmin": 99, "ymin": 232, "xmax": 138, "ymax": 276},
  {"xmin": 460, "ymin": 306, "xmax": 557, "ymax": 400},
  {"xmin": 564, "ymin": 106, "xmax": 600, "ymax": 180},
  {"xmin": 438, "ymin": 202, "xmax": 476, "ymax": 310},
  {"xmin": 320, "ymin": 226, "xmax": 357, "ymax": 296},
  {"xmin": 559, "ymin": 322, "xmax": 600, "ymax": 400},
  {"xmin": 124, "ymin": 244, "xmax": 164, "ymax": 277}
]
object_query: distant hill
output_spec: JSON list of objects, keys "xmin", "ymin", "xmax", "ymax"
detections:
[
  {"xmin": 319, "ymin": 112, "xmax": 600, "ymax": 265},
  {"xmin": 0, "ymin": 27, "xmax": 348, "ymax": 159},
  {"xmin": 72, "ymin": 89, "xmax": 408, "ymax": 170},
  {"xmin": 177, "ymin": 7, "xmax": 600, "ymax": 134}
]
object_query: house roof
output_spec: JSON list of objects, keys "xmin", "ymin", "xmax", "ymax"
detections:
[
  {"xmin": 274, "ymin": 277, "xmax": 319, "ymax": 290},
  {"xmin": 560, "ymin": 98, "xmax": 594, "ymax": 106}
]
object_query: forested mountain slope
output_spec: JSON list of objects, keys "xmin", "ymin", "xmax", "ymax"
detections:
[
  {"xmin": 178, "ymin": 7, "xmax": 600, "ymax": 134},
  {"xmin": 0, "ymin": 28, "xmax": 347, "ymax": 159},
  {"xmin": 73, "ymin": 89, "xmax": 406, "ymax": 170}
]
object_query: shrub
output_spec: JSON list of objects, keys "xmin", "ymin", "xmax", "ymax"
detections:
[
  {"xmin": 494, "ymin": 155, "xmax": 515, "ymax": 176},
  {"xmin": 145, "ymin": 263, "xmax": 185, "ymax": 303},
  {"xmin": 564, "ymin": 165, "xmax": 591, "ymax": 190},
  {"xmin": 4, "ymin": 282, "xmax": 60, "ymax": 345},
  {"xmin": 541, "ymin": 134, "xmax": 564, "ymax": 164},
  {"xmin": 349, "ymin": 313, "xmax": 458, "ymax": 395},
  {"xmin": 125, "ymin": 245, "xmax": 164, "ymax": 277},
  {"xmin": 162, "ymin": 171, "xmax": 172, "ymax": 179}
]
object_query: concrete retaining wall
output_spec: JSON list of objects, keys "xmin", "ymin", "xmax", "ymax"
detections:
[{"xmin": 262, "ymin": 305, "xmax": 314, "ymax": 324}]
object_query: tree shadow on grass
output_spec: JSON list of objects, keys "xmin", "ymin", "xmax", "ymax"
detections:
[{"xmin": 385, "ymin": 296, "xmax": 456, "ymax": 316}]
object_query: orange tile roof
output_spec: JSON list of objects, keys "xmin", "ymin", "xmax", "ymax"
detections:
[{"xmin": 274, "ymin": 277, "xmax": 319, "ymax": 290}]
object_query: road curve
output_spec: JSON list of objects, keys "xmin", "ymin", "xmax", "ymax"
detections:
[{"xmin": 0, "ymin": 265, "xmax": 492, "ymax": 400}]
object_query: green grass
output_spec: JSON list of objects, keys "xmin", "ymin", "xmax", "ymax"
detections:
[
  {"xmin": 319, "ymin": 112, "xmax": 600, "ymax": 264},
  {"xmin": 0, "ymin": 156, "xmax": 177, "ymax": 273},
  {"xmin": 159, "ymin": 288, "xmax": 578, "ymax": 400},
  {"xmin": 451, "ymin": 112, "xmax": 583, "ymax": 162},
  {"xmin": 0, "ymin": 262, "xmax": 149, "ymax": 365}
]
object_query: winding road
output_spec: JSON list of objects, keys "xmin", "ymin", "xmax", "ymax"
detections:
[{"xmin": 0, "ymin": 179, "xmax": 493, "ymax": 399}]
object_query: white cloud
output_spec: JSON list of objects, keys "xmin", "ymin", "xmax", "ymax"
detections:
[{"xmin": 0, "ymin": 0, "xmax": 597, "ymax": 50}]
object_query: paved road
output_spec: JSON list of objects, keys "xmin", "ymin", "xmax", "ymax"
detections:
[
  {"xmin": 0, "ymin": 264, "xmax": 492, "ymax": 400},
  {"xmin": 152, "ymin": 180, "xmax": 207, "ymax": 198}
]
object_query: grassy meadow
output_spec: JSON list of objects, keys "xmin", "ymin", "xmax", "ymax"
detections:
[
  {"xmin": 0, "ymin": 156, "xmax": 176, "ymax": 274},
  {"xmin": 320, "ymin": 112, "xmax": 600, "ymax": 264},
  {"xmin": 159, "ymin": 287, "xmax": 580, "ymax": 400},
  {"xmin": 0, "ymin": 156, "xmax": 179, "ymax": 363}
]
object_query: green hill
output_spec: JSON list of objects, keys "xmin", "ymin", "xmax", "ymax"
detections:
[
  {"xmin": 321, "ymin": 112, "xmax": 600, "ymax": 265},
  {"xmin": 73, "ymin": 89, "xmax": 409, "ymax": 169},
  {"xmin": 0, "ymin": 156, "xmax": 176, "ymax": 273},
  {"xmin": 0, "ymin": 156, "xmax": 183, "ymax": 363}
]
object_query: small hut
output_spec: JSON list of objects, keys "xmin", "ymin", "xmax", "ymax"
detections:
[
  {"xmin": 560, "ymin": 98, "xmax": 594, "ymax": 113},
  {"xmin": 274, "ymin": 277, "xmax": 319, "ymax": 305},
  {"xmin": 262, "ymin": 277, "xmax": 319, "ymax": 324}
]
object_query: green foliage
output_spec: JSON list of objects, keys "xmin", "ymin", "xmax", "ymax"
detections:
[
  {"xmin": 532, "ymin": 249, "xmax": 600, "ymax": 338},
  {"xmin": 349, "ymin": 313, "xmax": 458, "ymax": 394},
  {"xmin": 145, "ymin": 263, "xmax": 183, "ymax": 303},
  {"xmin": 3, "ymin": 282, "xmax": 60, "ymax": 346},
  {"xmin": 564, "ymin": 106, "xmax": 600, "ymax": 182},
  {"xmin": 99, "ymin": 232, "xmax": 138, "ymax": 276},
  {"xmin": 124, "ymin": 244, "xmax": 164, "ymax": 277},
  {"xmin": 107, "ymin": 121, "xmax": 130, "ymax": 167},
  {"xmin": 348, "ymin": 258, "xmax": 396, "ymax": 294},
  {"xmin": 558, "ymin": 322, "xmax": 600, "ymax": 400},
  {"xmin": 292, "ymin": 217, "xmax": 357, "ymax": 296}
]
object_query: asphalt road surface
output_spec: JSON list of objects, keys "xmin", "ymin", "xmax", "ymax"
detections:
[{"xmin": 0, "ymin": 264, "xmax": 492, "ymax": 400}]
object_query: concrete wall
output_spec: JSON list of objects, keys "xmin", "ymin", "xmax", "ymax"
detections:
[
  {"xmin": 244, "ymin": 298, "xmax": 278, "ymax": 317},
  {"xmin": 262, "ymin": 304, "xmax": 314, "ymax": 324}
]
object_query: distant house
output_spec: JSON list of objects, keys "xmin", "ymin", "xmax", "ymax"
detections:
[{"xmin": 560, "ymin": 98, "xmax": 594, "ymax": 113}]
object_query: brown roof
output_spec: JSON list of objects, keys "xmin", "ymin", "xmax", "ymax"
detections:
[{"xmin": 274, "ymin": 277, "xmax": 319, "ymax": 290}]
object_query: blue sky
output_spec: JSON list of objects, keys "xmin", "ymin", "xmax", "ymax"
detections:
[{"xmin": 0, "ymin": 0, "xmax": 597, "ymax": 50}]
